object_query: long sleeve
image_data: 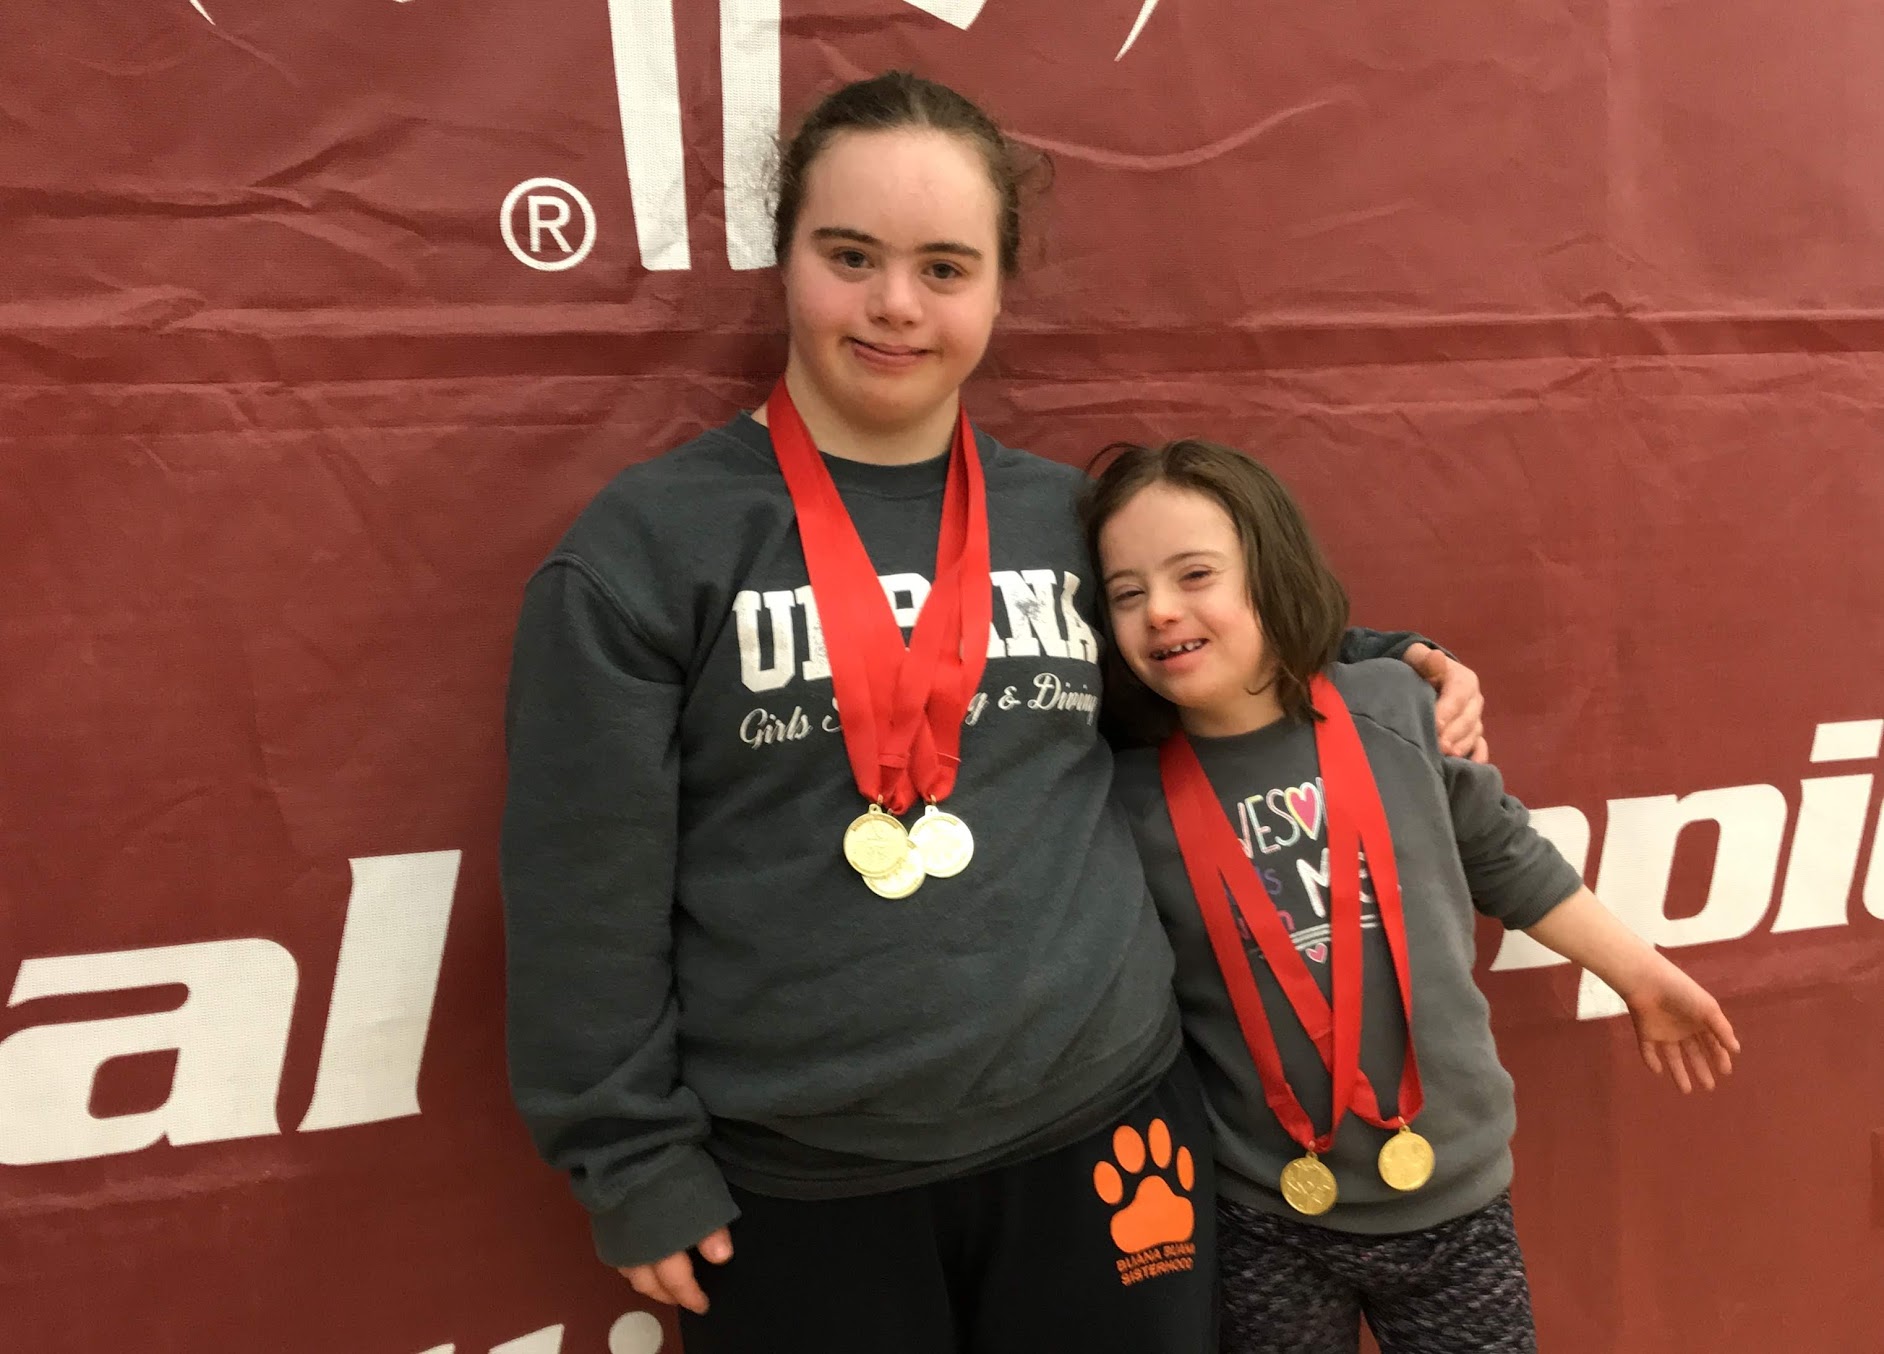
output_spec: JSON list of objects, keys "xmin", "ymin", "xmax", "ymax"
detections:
[
  {"xmin": 1338, "ymin": 627, "xmax": 1428, "ymax": 663},
  {"xmin": 500, "ymin": 558, "xmax": 737, "ymax": 1267},
  {"xmin": 1442, "ymin": 753, "xmax": 1583, "ymax": 930}
]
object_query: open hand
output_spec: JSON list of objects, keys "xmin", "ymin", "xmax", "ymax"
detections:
[{"xmin": 1625, "ymin": 960, "xmax": 1740, "ymax": 1093}]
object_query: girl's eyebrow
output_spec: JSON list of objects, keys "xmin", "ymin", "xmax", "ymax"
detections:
[
  {"xmin": 810, "ymin": 225, "xmax": 984, "ymax": 260},
  {"xmin": 1103, "ymin": 549, "xmax": 1222, "ymax": 585}
]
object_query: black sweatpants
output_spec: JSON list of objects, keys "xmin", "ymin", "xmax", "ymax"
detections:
[{"xmin": 678, "ymin": 1054, "xmax": 1218, "ymax": 1354}]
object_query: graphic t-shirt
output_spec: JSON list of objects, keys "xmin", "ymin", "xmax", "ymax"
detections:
[{"xmin": 1182, "ymin": 717, "xmax": 1409, "ymax": 1129}]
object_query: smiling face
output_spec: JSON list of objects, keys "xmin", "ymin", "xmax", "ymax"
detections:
[
  {"xmin": 779, "ymin": 128, "xmax": 1003, "ymax": 448},
  {"xmin": 1098, "ymin": 481, "xmax": 1283, "ymax": 737}
]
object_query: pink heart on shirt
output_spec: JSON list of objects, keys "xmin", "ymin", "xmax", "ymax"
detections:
[
  {"xmin": 1304, "ymin": 942, "xmax": 1329, "ymax": 964},
  {"xmin": 1285, "ymin": 782, "xmax": 1324, "ymax": 840}
]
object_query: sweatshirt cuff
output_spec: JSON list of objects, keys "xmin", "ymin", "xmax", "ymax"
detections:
[
  {"xmin": 1339, "ymin": 628, "xmax": 1443, "ymax": 664},
  {"xmin": 590, "ymin": 1148, "xmax": 741, "ymax": 1269}
]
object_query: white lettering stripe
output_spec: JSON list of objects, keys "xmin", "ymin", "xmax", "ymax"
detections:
[
  {"xmin": 605, "ymin": 0, "xmax": 692, "ymax": 270},
  {"xmin": 1810, "ymin": 719, "xmax": 1883, "ymax": 763},
  {"xmin": 720, "ymin": 0, "xmax": 781, "ymax": 270},
  {"xmin": 898, "ymin": 0, "xmax": 988, "ymax": 29}
]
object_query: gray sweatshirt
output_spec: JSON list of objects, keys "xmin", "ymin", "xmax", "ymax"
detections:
[
  {"xmin": 1111, "ymin": 659, "xmax": 1581, "ymax": 1234},
  {"xmin": 501, "ymin": 414, "xmax": 1181, "ymax": 1268}
]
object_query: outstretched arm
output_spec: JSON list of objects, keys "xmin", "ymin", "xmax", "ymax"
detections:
[{"xmin": 1523, "ymin": 889, "xmax": 1741, "ymax": 1092}]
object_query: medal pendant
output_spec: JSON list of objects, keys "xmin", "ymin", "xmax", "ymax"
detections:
[
  {"xmin": 908, "ymin": 804, "xmax": 974, "ymax": 879},
  {"xmin": 844, "ymin": 804, "xmax": 913, "ymax": 878},
  {"xmin": 864, "ymin": 851, "xmax": 926, "ymax": 899},
  {"xmin": 1279, "ymin": 1153, "xmax": 1338, "ymax": 1216},
  {"xmin": 1376, "ymin": 1126, "xmax": 1436, "ymax": 1193}
]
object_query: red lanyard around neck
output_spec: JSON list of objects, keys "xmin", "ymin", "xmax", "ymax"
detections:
[
  {"xmin": 1158, "ymin": 674, "xmax": 1423, "ymax": 1155},
  {"xmin": 762, "ymin": 381, "xmax": 993, "ymax": 813}
]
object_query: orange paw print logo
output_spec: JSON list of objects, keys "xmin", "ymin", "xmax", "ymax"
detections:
[{"xmin": 1092, "ymin": 1118, "xmax": 1196, "ymax": 1254}]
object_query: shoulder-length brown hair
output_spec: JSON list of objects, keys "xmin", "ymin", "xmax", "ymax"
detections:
[{"xmin": 1079, "ymin": 439, "xmax": 1349, "ymax": 745}]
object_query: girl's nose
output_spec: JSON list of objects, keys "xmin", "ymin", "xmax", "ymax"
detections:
[{"xmin": 869, "ymin": 265, "xmax": 923, "ymax": 326}]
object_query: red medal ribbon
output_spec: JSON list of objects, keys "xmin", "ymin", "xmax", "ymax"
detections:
[
  {"xmin": 1158, "ymin": 674, "xmax": 1424, "ymax": 1157},
  {"xmin": 763, "ymin": 381, "xmax": 992, "ymax": 813}
]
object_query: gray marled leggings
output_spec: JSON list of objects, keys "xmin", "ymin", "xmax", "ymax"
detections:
[{"xmin": 1218, "ymin": 1191, "xmax": 1537, "ymax": 1354}]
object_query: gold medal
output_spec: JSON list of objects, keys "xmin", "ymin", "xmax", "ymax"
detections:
[
  {"xmin": 844, "ymin": 804, "xmax": 912, "ymax": 878},
  {"xmin": 908, "ymin": 804, "xmax": 974, "ymax": 879},
  {"xmin": 863, "ymin": 850, "xmax": 926, "ymax": 899},
  {"xmin": 1376, "ymin": 1126, "xmax": 1435, "ymax": 1192},
  {"xmin": 1279, "ymin": 1153, "xmax": 1338, "ymax": 1216}
]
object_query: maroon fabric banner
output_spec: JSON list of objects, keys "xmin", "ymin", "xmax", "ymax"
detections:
[{"xmin": 3, "ymin": 3, "xmax": 1881, "ymax": 1351}]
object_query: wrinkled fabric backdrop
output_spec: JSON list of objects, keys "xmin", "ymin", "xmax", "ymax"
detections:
[{"xmin": 3, "ymin": 2, "xmax": 1880, "ymax": 1351}]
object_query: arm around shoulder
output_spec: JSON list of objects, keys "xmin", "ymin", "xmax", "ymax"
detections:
[{"xmin": 1339, "ymin": 631, "xmax": 1487, "ymax": 761}]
